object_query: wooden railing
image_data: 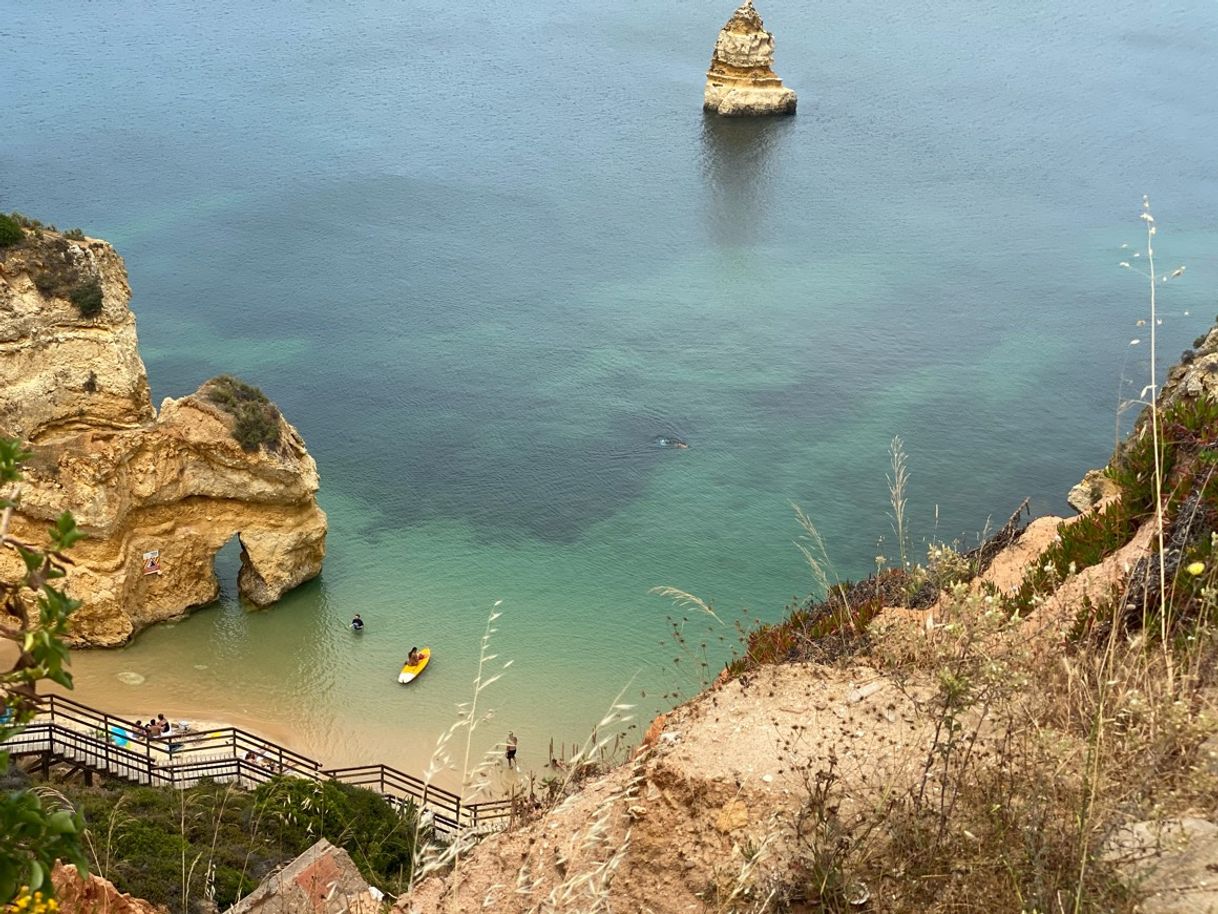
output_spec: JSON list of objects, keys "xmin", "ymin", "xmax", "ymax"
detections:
[{"xmin": 3, "ymin": 693, "xmax": 512, "ymax": 835}]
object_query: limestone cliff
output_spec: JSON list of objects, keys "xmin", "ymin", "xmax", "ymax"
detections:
[
  {"xmin": 0, "ymin": 226, "xmax": 326, "ymax": 646},
  {"xmin": 704, "ymin": 0, "xmax": 798, "ymax": 117},
  {"xmin": 0, "ymin": 232, "xmax": 154, "ymax": 441}
]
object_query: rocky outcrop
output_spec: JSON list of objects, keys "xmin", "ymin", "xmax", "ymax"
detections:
[
  {"xmin": 404, "ymin": 664, "xmax": 941, "ymax": 914},
  {"xmin": 230, "ymin": 839, "xmax": 383, "ymax": 914},
  {"xmin": 704, "ymin": 0, "xmax": 797, "ymax": 117},
  {"xmin": 0, "ymin": 228, "xmax": 326, "ymax": 646},
  {"xmin": 52, "ymin": 863, "xmax": 167, "ymax": 914},
  {"xmin": 1067, "ymin": 467, "xmax": 1120, "ymax": 513},
  {"xmin": 0, "ymin": 233, "xmax": 154, "ymax": 442}
]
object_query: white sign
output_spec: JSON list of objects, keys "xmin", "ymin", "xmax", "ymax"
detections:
[{"xmin": 142, "ymin": 550, "xmax": 162, "ymax": 575}]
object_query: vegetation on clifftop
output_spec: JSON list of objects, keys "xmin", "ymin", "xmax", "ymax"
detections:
[
  {"xmin": 202, "ymin": 376, "xmax": 283, "ymax": 453},
  {"xmin": 0, "ymin": 222, "xmax": 105, "ymax": 318},
  {"xmin": 0, "ymin": 215, "xmax": 23, "ymax": 248}
]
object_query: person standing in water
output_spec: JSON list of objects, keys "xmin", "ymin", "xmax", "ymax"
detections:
[
  {"xmin": 506, "ymin": 731, "xmax": 519, "ymax": 768},
  {"xmin": 351, "ymin": 614, "xmax": 364, "ymax": 631}
]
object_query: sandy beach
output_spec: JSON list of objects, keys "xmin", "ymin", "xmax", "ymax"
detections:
[{"xmin": 3, "ymin": 640, "xmax": 527, "ymax": 797}]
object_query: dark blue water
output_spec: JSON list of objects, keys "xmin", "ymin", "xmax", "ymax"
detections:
[{"xmin": 4, "ymin": 0, "xmax": 1217, "ymax": 777}]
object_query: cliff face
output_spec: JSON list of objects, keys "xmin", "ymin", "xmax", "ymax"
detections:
[
  {"xmin": 704, "ymin": 0, "xmax": 798, "ymax": 117},
  {"xmin": 0, "ymin": 233, "xmax": 154, "ymax": 442},
  {"xmin": 0, "ymin": 228, "xmax": 326, "ymax": 646}
]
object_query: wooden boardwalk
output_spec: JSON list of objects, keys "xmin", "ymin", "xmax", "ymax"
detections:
[{"xmin": 3, "ymin": 693, "xmax": 511, "ymax": 836}]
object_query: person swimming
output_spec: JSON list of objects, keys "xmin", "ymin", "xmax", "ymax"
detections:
[
  {"xmin": 351, "ymin": 614, "xmax": 364, "ymax": 631},
  {"xmin": 655, "ymin": 436, "xmax": 689, "ymax": 449}
]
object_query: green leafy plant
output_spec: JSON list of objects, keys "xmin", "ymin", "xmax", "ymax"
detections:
[
  {"xmin": 1, "ymin": 437, "xmax": 89, "ymax": 902},
  {"xmin": 68, "ymin": 281, "xmax": 103, "ymax": 319},
  {"xmin": 0, "ymin": 215, "xmax": 23, "ymax": 249}
]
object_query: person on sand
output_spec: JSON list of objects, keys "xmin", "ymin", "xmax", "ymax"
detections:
[
  {"xmin": 506, "ymin": 731, "xmax": 518, "ymax": 769},
  {"xmin": 407, "ymin": 646, "xmax": 422, "ymax": 666},
  {"xmin": 351, "ymin": 614, "xmax": 364, "ymax": 631},
  {"xmin": 156, "ymin": 713, "xmax": 170, "ymax": 735}
]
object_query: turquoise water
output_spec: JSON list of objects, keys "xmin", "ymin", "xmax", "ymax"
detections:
[{"xmin": 4, "ymin": 0, "xmax": 1218, "ymax": 782}]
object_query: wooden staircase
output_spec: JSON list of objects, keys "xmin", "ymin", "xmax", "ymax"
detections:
[{"xmin": 3, "ymin": 693, "xmax": 512, "ymax": 836}]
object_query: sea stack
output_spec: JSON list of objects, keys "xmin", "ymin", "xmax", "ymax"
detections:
[{"xmin": 704, "ymin": 0, "xmax": 797, "ymax": 117}]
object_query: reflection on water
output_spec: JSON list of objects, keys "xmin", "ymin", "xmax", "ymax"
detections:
[{"xmin": 699, "ymin": 114, "xmax": 795, "ymax": 246}]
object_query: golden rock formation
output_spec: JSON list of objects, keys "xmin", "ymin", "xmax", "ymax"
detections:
[
  {"xmin": 0, "ymin": 234, "xmax": 154, "ymax": 442},
  {"xmin": 0, "ymin": 229, "xmax": 326, "ymax": 646},
  {"xmin": 704, "ymin": 0, "xmax": 797, "ymax": 117}
]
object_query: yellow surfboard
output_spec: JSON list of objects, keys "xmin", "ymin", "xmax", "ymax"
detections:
[{"xmin": 398, "ymin": 647, "xmax": 431, "ymax": 684}]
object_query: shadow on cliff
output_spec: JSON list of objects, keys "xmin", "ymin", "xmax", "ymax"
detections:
[{"xmin": 698, "ymin": 114, "xmax": 795, "ymax": 247}]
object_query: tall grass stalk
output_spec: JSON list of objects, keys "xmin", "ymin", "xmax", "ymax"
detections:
[
  {"xmin": 648, "ymin": 586, "xmax": 724, "ymax": 626},
  {"xmin": 407, "ymin": 600, "xmax": 512, "ymax": 911},
  {"xmin": 1120, "ymin": 198, "xmax": 1187, "ymax": 662},
  {"xmin": 888, "ymin": 435, "xmax": 910, "ymax": 572},
  {"xmin": 80, "ymin": 792, "xmax": 131, "ymax": 883},
  {"xmin": 1141, "ymin": 197, "xmax": 1169, "ymax": 648},
  {"xmin": 792, "ymin": 503, "xmax": 847, "ymax": 605}
]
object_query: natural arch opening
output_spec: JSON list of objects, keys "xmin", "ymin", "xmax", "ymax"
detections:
[{"xmin": 212, "ymin": 534, "xmax": 244, "ymax": 605}]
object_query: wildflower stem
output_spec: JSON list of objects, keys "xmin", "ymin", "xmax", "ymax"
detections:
[{"xmin": 1142, "ymin": 198, "xmax": 1170, "ymax": 652}]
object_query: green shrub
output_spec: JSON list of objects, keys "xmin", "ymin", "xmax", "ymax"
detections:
[
  {"xmin": 253, "ymin": 779, "xmax": 418, "ymax": 891},
  {"xmin": 7, "ymin": 212, "xmax": 40, "ymax": 229},
  {"xmin": 203, "ymin": 376, "xmax": 283, "ymax": 452},
  {"xmin": 69, "ymin": 280, "xmax": 103, "ymax": 318},
  {"xmin": 0, "ymin": 213, "xmax": 23, "ymax": 247},
  {"xmin": 234, "ymin": 402, "xmax": 281, "ymax": 451},
  {"xmin": 56, "ymin": 777, "xmax": 419, "ymax": 913},
  {"xmin": 63, "ymin": 228, "xmax": 85, "ymax": 241},
  {"xmin": 27, "ymin": 236, "xmax": 89, "ymax": 301}
]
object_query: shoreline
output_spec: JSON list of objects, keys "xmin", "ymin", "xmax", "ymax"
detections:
[{"xmin": 3, "ymin": 641, "xmax": 527, "ymax": 798}]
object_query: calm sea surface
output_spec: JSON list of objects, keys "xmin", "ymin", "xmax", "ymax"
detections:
[{"xmin": 3, "ymin": 0, "xmax": 1218, "ymax": 783}]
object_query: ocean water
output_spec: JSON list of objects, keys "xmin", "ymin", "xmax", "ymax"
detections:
[{"xmin": 3, "ymin": 0, "xmax": 1218, "ymax": 783}]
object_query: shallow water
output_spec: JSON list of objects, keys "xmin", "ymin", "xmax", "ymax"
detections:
[{"xmin": 4, "ymin": 0, "xmax": 1218, "ymax": 785}]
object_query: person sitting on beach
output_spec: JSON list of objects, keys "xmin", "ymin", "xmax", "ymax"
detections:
[
  {"xmin": 407, "ymin": 646, "xmax": 422, "ymax": 666},
  {"xmin": 351, "ymin": 614, "xmax": 364, "ymax": 631},
  {"xmin": 155, "ymin": 713, "xmax": 170, "ymax": 735}
]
